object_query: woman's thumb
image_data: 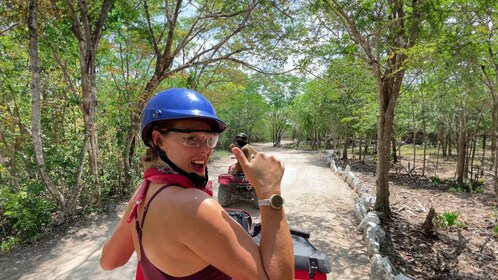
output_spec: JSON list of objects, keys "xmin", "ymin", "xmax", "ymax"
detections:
[{"xmin": 231, "ymin": 147, "xmax": 250, "ymax": 169}]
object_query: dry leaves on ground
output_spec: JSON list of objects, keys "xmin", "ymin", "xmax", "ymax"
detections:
[{"xmin": 339, "ymin": 158, "xmax": 498, "ymax": 280}]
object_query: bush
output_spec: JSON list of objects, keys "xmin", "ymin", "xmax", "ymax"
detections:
[
  {"xmin": 430, "ymin": 175, "xmax": 441, "ymax": 186},
  {"xmin": 470, "ymin": 178, "xmax": 486, "ymax": 193},
  {"xmin": 448, "ymin": 178, "xmax": 485, "ymax": 193},
  {"xmin": 434, "ymin": 211, "xmax": 465, "ymax": 228},
  {"xmin": 0, "ymin": 181, "xmax": 57, "ymax": 252}
]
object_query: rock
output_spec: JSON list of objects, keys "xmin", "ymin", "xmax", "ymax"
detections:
[
  {"xmin": 355, "ymin": 196, "xmax": 368, "ymax": 222},
  {"xmin": 358, "ymin": 212, "xmax": 381, "ymax": 232},
  {"xmin": 370, "ymin": 254, "xmax": 396, "ymax": 280},
  {"xmin": 360, "ymin": 193, "xmax": 375, "ymax": 209},
  {"xmin": 364, "ymin": 222, "xmax": 387, "ymax": 249},
  {"xmin": 394, "ymin": 274, "xmax": 412, "ymax": 280}
]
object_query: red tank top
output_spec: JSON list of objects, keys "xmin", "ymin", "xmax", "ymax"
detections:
[{"xmin": 129, "ymin": 169, "xmax": 231, "ymax": 280}]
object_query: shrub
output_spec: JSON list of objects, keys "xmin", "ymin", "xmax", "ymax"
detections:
[
  {"xmin": 470, "ymin": 178, "xmax": 486, "ymax": 193},
  {"xmin": 434, "ymin": 211, "xmax": 464, "ymax": 228},
  {"xmin": 449, "ymin": 178, "xmax": 485, "ymax": 193},
  {"xmin": 430, "ymin": 175, "xmax": 441, "ymax": 186},
  {"xmin": 0, "ymin": 181, "xmax": 57, "ymax": 252}
]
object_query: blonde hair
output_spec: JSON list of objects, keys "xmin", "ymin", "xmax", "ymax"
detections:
[{"xmin": 140, "ymin": 147, "xmax": 168, "ymax": 170}]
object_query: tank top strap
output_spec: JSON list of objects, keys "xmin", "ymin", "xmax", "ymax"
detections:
[{"xmin": 135, "ymin": 185, "xmax": 171, "ymax": 235}]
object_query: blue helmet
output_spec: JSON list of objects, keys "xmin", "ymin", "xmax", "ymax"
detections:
[{"xmin": 141, "ymin": 88, "xmax": 226, "ymax": 147}]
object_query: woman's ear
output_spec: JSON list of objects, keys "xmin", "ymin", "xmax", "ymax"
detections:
[{"xmin": 151, "ymin": 130, "xmax": 162, "ymax": 148}]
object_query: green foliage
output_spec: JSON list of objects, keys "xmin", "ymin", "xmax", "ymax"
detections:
[
  {"xmin": 434, "ymin": 211, "xmax": 465, "ymax": 229},
  {"xmin": 431, "ymin": 175, "xmax": 441, "ymax": 186},
  {"xmin": 0, "ymin": 181, "xmax": 57, "ymax": 251},
  {"xmin": 449, "ymin": 178, "xmax": 485, "ymax": 193},
  {"xmin": 1, "ymin": 0, "xmax": 498, "ymax": 252}
]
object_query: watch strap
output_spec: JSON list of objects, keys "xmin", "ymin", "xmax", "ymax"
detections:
[{"xmin": 258, "ymin": 194, "xmax": 284, "ymax": 209}]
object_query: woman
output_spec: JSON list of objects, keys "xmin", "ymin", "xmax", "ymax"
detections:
[{"xmin": 99, "ymin": 88, "xmax": 294, "ymax": 279}]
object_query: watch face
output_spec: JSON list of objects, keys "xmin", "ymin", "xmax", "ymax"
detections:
[{"xmin": 271, "ymin": 195, "xmax": 284, "ymax": 208}]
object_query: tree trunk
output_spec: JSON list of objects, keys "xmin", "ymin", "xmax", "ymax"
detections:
[
  {"xmin": 448, "ymin": 132, "xmax": 453, "ymax": 157},
  {"xmin": 67, "ymin": 0, "xmax": 113, "ymax": 201},
  {"xmin": 441, "ymin": 131, "xmax": 447, "ymax": 157},
  {"xmin": 375, "ymin": 80, "xmax": 399, "ymax": 215},
  {"xmin": 435, "ymin": 140, "xmax": 441, "ymax": 177},
  {"xmin": 80, "ymin": 59, "xmax": 100, "ymax": 196},
  {"xmin": 422, "ymin": 134, "xmax": 427, "ymax": 177},
  {"xmin": 29, "ymin": 0, "xmax": 66, "ymax": 220},
  {"xmin": 342, "ymin": 125, "xmax": 348, "ymax": 160},
  {"xmin": 358, "ymin": 135, "xmax": 362, "ymax": 160},
  {"xmin": 456, "ymin": 110, "xmax": 467, "ymax": 187},
  {"xmin": 351, "ymin": 133, "xmax": 356, "ymax": 159},
  {"xmin": 362, "ymin": 135, "xmax": 368, "ymax": 163},
  {"xmin": 412, "ymin": 131, "xmax": 417, "ymax": 171},
  {"xmin": 470, "ymin": 134, "xmax": 477, "ymax": 180},
  {"xmin": 494, "ymin": 137, "xmax": 498, "ymax": 200},
  {"xmin": 490, "ymin": 100, "xmax": 498, "ymax": 170},
  {"xmin": 491, "ymin": 97, "xmax": 498, "ymax": 199},
  {"xmin": 391, "ymin": 137, "xmax": 398, "ymax": 162}
]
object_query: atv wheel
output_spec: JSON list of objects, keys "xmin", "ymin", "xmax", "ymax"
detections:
[
  {"xmin": 250, "ymin": 189, "xmax": 259, "ymax": 209},
  {"xmin": 218, "ymin": 184, "xmax": 232, "ymax": 207}
]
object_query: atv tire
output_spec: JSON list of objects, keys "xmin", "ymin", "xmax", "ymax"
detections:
[
  {"xmin": 250, "ymin": 189, "xmax": 259, "ymax": 209},
  {"xmin": 218, "ymin": 184, "xmax": 232, "ymax": 207}
]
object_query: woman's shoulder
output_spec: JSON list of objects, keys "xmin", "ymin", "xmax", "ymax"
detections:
[{"xmin": 147, "ymin": 184, "xmax": 218, "ymax": 216}]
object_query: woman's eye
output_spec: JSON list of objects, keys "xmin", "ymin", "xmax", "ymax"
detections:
[{"xmin": 186, "ymin": 135, "xmax": 200, "ymax": 142}]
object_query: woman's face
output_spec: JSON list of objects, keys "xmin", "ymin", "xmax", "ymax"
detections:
[{"xmin": 152, "ymin": 119, "xmax": 215, "ymax": 176}]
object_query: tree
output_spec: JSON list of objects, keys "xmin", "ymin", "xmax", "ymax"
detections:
[
  {"xmin": 258, "ymin": 74, "xmax": 301, "ymax": 147},
  {"xmin": 29, "ymin": 0, "xmax": 65, "ymax": 217},
  {"xmin": 64, "ymin": 0, "xmax": 113, "ymax": 197},
  {"xmin": 318, "ymin": 0, "xmax": 429, "ymax": 214},
  {"xmin": 455, "ymin": 1, "xmax": 498, "ymax": 197}
]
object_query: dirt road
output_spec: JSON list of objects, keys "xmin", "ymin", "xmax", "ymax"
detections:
[{"xmin": 0, "ymin": 143, "xmax": 370, "ymax": 279}]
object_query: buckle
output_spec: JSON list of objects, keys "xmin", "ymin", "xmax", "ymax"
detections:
[{"xmin": 309, "ymin": 257, "xmax": 318, "ymax": 279}]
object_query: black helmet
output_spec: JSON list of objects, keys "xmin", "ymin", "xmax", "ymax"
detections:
[{"xmin": 236, "ymin": 133, "xmax": 248, "ymax": 140}]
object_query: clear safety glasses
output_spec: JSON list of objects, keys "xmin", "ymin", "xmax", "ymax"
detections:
[{"xmin": 158, "ymin": 128, "xmax": 220, "ymax": 148}]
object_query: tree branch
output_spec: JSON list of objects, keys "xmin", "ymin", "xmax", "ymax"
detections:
[
  {"xmin": 143, "ymin": 0, "xmax": 161, "ymax": 56},
  {"xmin": 92, "ymin": 0, "xmax": 113, "ymax": 45},
  {"xmin": 64, "ymin": 0, "xmax": 83, "ymax": 41}
]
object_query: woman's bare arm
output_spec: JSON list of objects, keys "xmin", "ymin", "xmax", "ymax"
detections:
[
  {"xmin": 99, "ymin": 194, "xmax": 136, "ymax": 270},
  {"xmin": 232, "ymin": 147, "xmax": 294, "ymax": 279}
]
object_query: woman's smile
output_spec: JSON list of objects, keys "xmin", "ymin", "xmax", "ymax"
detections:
[{"xmin": 191, "ymin": 159, "xmax": 207, "ymax": 174}]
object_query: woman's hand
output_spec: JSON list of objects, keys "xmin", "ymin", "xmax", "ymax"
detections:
[{"xmin": 231, "ymin": 147, "xmax": 284, "ymax": 199}]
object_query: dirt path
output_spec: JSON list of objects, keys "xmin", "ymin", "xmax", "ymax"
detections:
[{"xmin": 0, "ymin": 143, "xmax": 370, "ymax": 279}]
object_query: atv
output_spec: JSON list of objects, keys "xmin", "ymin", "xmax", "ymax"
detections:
[
  {"xmin": 217, "ymin": 164, "xmax": 259, "ymax": 208},
  {"xmin": 225, "ymin": 208, "xmax": 332, "ymax": 279}
]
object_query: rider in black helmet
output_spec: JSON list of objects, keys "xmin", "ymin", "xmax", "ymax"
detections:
[
  {"xmin": 230, "ymin": 133, "xmax": 257, "ymax": 173},
  {"xmin": 236, "ymin": 133, "xmax": 248, "ymax": 147}
]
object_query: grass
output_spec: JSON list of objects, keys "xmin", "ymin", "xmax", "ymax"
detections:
[{"xmin": 210, "ymin": 149, "xmax": 231, "ymax": 163}]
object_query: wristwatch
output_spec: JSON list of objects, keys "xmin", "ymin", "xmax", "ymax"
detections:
[{"xmin": 258, "ymin": 194, "xmax": 285, "ymax": 209}]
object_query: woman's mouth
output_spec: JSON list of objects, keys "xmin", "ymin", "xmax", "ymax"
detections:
[{"xmin": 191, "ymin": 160, "xmax": 206, "ymax": 173}]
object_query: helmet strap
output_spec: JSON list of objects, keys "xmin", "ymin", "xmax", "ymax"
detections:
[{"xmin": 156, "ymin": 148, "xmax": 209, "ymax": 188}]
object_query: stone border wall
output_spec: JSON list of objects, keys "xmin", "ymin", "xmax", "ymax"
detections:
[{"xmin": 326, "ymin": 153, "xmax": 411, "ymax": 280}]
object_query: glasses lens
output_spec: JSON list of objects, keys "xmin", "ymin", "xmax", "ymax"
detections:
[
  {"xmin": 206, "ymin": 133, "xmax": 220, "ymax": 148},
  {"xmin": 182, "ymin": 132, "xmax": 219, "ymax": 148}
]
